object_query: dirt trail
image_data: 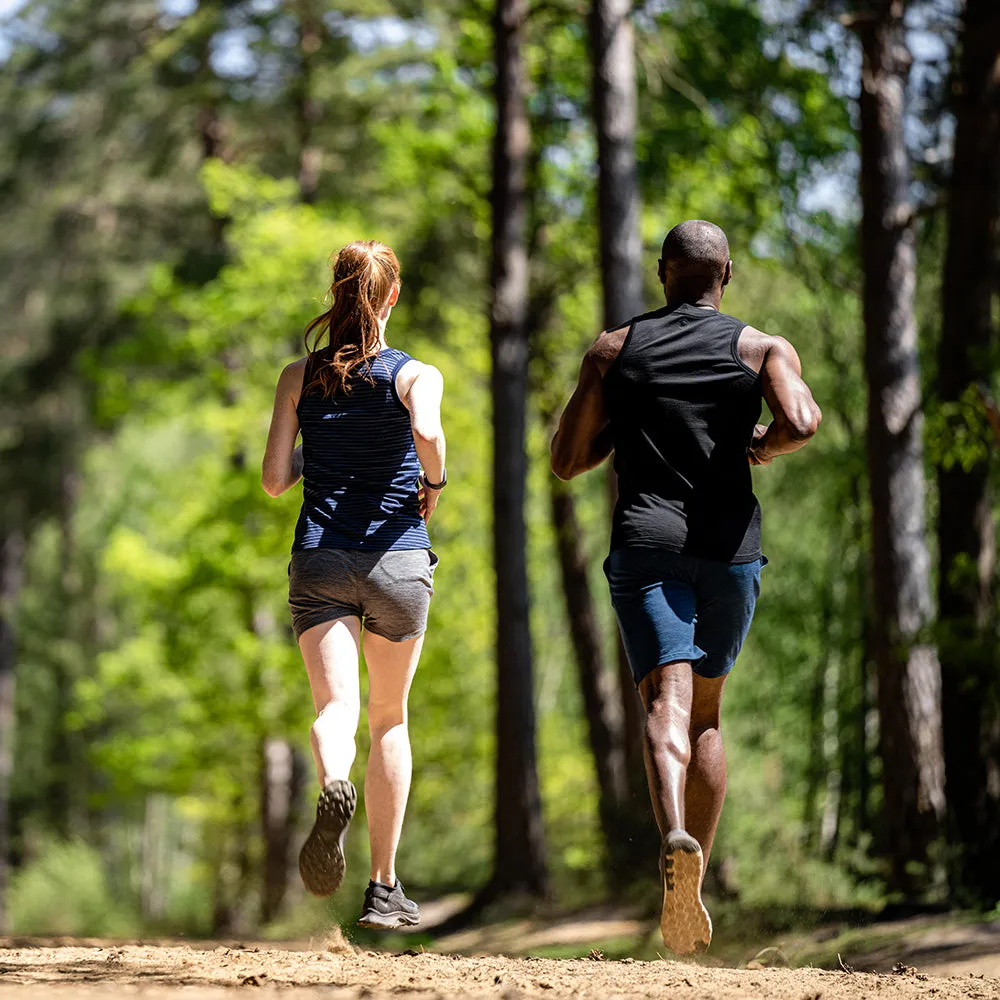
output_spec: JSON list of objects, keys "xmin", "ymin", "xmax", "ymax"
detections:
[{"xmin": 0, "ymin": 941, "xmax": 998, "ymax": 999}]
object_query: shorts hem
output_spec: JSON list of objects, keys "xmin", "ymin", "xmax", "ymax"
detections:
[
  {"xmin": 691, "ymin": 660, "xmax": 735, "ymax": 681},
  {"xmin": 631, "ymin": 650, "xmax": 705, "ymax": 688},
  {"xmin": 292, "ymin": 609, "xmax": 359, "ymax": 640},
  {"xmin": 362, "ymin": 623, "xmax": 427, "ymax": 643}
]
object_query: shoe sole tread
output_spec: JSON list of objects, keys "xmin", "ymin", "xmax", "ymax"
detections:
[
  {"xmin": 299, "ymin": 780, "xmax": 356, "ymax": 898},
  {"xmin": 660, "ymin": 833, "xmax": 712, "ymax": 956}
]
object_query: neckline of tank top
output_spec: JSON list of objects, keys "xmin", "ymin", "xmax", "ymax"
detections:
[
  {"xmin": 652, "ymin": 302, "xmax": 724, "ymax": 316},
  {"xmin": 606, "ymin": 303, "xmax": 748, "ymax": 382},
  {"xmin": 299, "ymin": 348, "xmax": 411, "ymax": 410},
  {"xmin": 306, "ymin": 346, "xmax": 406, "ymax": 375}
]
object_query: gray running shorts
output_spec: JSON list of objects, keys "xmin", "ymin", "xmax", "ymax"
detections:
[{"xmin": 288, "ymin": 548, "xmax": 438, "ymax": 641}]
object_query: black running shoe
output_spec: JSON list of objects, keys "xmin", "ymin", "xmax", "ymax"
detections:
[
  {"xmin": 298, "ymin": 779, "xmax": 356, "ymax": 897},
  {"xmin": 357, "ymin": 878, "xmax": 420, "ymax": 930}
]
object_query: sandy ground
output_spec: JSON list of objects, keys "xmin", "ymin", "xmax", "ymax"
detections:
[{"xmin": 0, "ymin": 938, "xmax": 998, "ymax": 1000}]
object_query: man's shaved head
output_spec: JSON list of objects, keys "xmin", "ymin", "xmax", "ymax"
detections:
[{"xmin": 659, "ymin": 220, "xmax": 731, "ymax": 296}]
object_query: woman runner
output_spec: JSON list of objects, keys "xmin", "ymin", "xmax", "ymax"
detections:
[{"xmin": 261, "ymin": 240, "xmax": 446, "ymax": 930}]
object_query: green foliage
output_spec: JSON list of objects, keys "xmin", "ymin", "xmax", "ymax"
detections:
[
  {"xmin": 6, "ymin": 0, "xmax": 986, "ymax": 940},
  {"xmin": 926, "ymin": 385, "xmax": 998, "ymax": 473},
  {"xmin": 9, "ymin": 839, "xmax": 136, "ymax": 937}
]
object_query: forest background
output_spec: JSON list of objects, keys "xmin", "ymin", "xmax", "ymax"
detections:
[{"xmin": 0, "ymin": 0, "xmax": 997, "ymax": 947}]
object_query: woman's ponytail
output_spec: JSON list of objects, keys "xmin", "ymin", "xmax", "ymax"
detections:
[{"xmin": 303, "ymin": 241, "xmax": 401, "ymax": 398}]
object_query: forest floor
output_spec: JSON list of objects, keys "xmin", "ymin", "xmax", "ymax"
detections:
[{"xmin": 1, "ymin": 907, "xmax": 998, "ymax": 999}]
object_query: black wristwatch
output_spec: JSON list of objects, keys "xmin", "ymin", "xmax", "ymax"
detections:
[{"xmin": 420, "ymin": 470, "xmax": 447, "ymax": 490}]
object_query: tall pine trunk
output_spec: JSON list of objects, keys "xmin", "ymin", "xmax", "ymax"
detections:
[
  {"xmin": 293, "ymin": 0, "xmax": 322, "ymax": 204},
  {"xmin": 255, "ymin": 19, "xmax": 326, "ymax": 921},
  {"xmin": 548, "ymin": 478, "xmax": 629, "ymax": 865},
  {"xmin": 856, "ymin": 0, "xmax": 945, "ymax": 893},
  {"xmin": 488, "ymin": 0, "xmax": 547, "ymax": 898},
  {"xmin": 48, "ymin": 468, "xmax": 80, "ymax": 838},
  {"xmin": 937, "ymin": 0, "xmax": 1000, "ymax": 904},
  {"xmin": 0, "ymin": 526, "xmax": 25, "ymax": 932},
  {"xmin": 260, "ymin": 737, "xmax": 306, "ymax": 923},
  {"xmin": 589, "ymin": 0, "xmax": 655, "ymax": 857},
  {"xmin": 590, "ymin": 0, "xmax": 643, "ymax": 331}
]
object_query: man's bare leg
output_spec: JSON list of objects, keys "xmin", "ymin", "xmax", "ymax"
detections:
[
  {"xmin": 639, "ymin": 661, "xmax": 712, "ymax": 955},
  {"xmin": 685, "ymin": 675, "xmax": 727, "ymax": 871},
  {"xmin": 296, "ymin": 617, "xmax": 362, "ymax": 897},
  {"xmin": 639, "ymin": 662, "xmax": 693, "ymax": 834}
]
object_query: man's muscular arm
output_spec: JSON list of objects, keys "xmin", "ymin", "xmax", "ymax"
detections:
[
  {"xmin": 747, "ymin": 332, "xmax": 822, "ymax": 466},
  {"xmin": 551, "ymin": 328, "xmax": 626, "ymax": 481}
]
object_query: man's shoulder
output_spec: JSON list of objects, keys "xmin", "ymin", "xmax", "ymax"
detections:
[
  {"xmin": 629, "ymin": 305, "xmax": 673, "ymax": 328},
  {"xmin": 719, "ymin": 308, "xmax": 748, "ymax": 328},
  {"xmin": 584, "ymin": 324, "xmax": 630, "ymax": 376},
  {"xmin": 735, "ymin": 323, "xmax": 783, "ymax": 375},
  {"xmin": 587, "ymin": 306, "xmax": 670, "ymax": 368}
]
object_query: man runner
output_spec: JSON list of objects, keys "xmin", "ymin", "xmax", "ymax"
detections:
[{"xmin": 550, "ymin": 220, "xmax": 821, "ymax": 955}]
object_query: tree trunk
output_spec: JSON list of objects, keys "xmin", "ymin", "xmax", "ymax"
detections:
[
  {"xmin": 488, "ymin": 0, "xmax": 547, "ymax": 899},
  {"xmin": 605, "ymin": 469, "xmax": 649, "ymax": 815},
  {"xmin": 548, "ymin": 478, "xmax": 631, "ymax": 867},
  {"xmin": 48, "ymin": 468, "xmax": 81, "ymax": 839},
  {"xmin": 247, "ymin": 47, "xmax": 322, "ymax": 916},
  {"xmin": 588, "ymin": 0, "xmax": 654, "ymax": 852},
  {"xmin": 819, "ymin": 650, "xmax": 843, "ymax": 860},
  {"xmin": 937, "ymin": 0, "xmax": 1000, "ymax": 904},
  {"xmin": 293, "ymin": 0, "xmax": 323, "ymax": 205},
  {"xmin": 140, "ymin": 794, "xmax": 170, "ymax": 924},
  {"xmin": 260, "ymin": 737, "xmax": 306, "ymax": 924},
  {"xmin": 857, "ymin": 0, "xmax": 945, "ymax": 894},
  {"xmin": 0, "ymin": 527, "xmax": 26, "ymax": 932},
  {"xmin": 590, "ymin": 0, "xmax": 643, "ymax": 330}
]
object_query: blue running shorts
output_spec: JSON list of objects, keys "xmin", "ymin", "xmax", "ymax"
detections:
[{"xmin": 604, "ymin": 547, "xmax": 765, "ymax": 686}]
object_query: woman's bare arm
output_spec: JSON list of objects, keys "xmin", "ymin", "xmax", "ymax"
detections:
[
  {"xmin": 262, "ymin": 359, "xmax": 306, "ymax": 497},
  {"xmin": 397, "ymin": 360, "xmax": 446, "ymax": 522}
]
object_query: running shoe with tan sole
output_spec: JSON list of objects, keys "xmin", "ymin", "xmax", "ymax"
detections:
[
  {"xmin": 298, "ymin": 778, "xmax": 356, "ymax": 897},
  {"xmin": 659, "ymin": 829, "xmax": 712, "ymax": 955}
]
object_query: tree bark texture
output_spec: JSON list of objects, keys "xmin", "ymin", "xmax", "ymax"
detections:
[
  {"xmin": 857, "ymin": 0, "xmax": 945, "ymax": 892},
  {"xmin": 0, "ymin": 528, "xmax": 25, "ymax": 932},
  {"xmin": 548, "ymin": 478, "xmax": 631, "ymax": 866},
  {"xmin": 937, "ymin": 0, "xmax": 1000, "ymax": 903},
  {"xmin": 489, "ymin": 0, "xmax": 547, "ymax": 898},
  {"xmin": 294, "ymin": 0, "xmax": 323, "ymax": 205},
  {"xmin": 589, "ymin": 0, "xmax": 653, "ymax": 848},
  {"xmin": 604, "ymin": 467, "xmax": 649, "ymax": 820},
  {"xmin": 590, "ymin": 0, "xmax": 643, "ymax": 331},
  {"xmin": 47, "ymin": 468, "xmax": 81, "ymax": 839},
  {"xmin": 260, "ymin": 737, "xmax": 306, "ymax": 923}
]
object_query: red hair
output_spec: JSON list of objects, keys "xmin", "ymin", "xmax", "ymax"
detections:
[{"xmin": 303, "ymin": 240, "xmax": 401, "ymax": 397}]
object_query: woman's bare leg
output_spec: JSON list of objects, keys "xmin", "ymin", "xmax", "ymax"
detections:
[
  {"xmin": 298, "ymin": 617, "xmax": 362, "ymax": 787},
  {"xmin": 361, "ymin": 631, "xmax": 423, "ymax": 885}
]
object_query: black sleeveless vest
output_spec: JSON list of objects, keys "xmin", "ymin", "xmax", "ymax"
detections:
[{"xmin": 603, "ymin": 303, "xmax": 763, "ymax": 563}]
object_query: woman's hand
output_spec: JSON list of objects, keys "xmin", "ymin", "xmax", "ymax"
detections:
[{"xmin": 418, "ymin": 482, "xmax": 443, "ymax": 523}]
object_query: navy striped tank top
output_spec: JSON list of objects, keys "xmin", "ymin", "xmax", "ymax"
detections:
[{"xmin": 292, "ymin": 346, "xmax": 431, "ymax": 552}]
